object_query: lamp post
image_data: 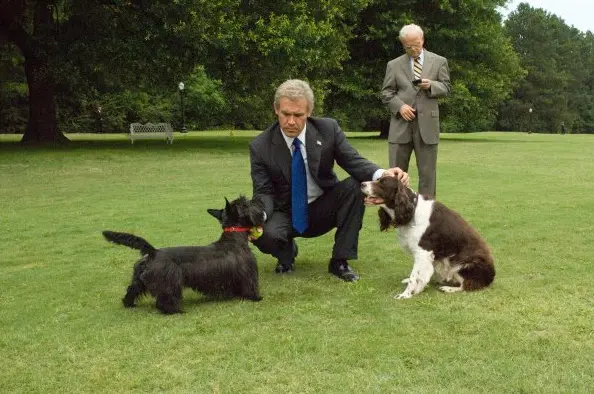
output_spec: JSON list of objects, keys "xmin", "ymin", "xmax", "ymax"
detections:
[
  {"xmin": 97, "ymin": 106, "xmax": 103, "ymax": 133},
  {"xmin": 178, "ymin": 82, "xmax": 187, "ymax": 133},
  {"xmin": 528, "ymin": 107, "xmax": 533, "ymax": 134}
]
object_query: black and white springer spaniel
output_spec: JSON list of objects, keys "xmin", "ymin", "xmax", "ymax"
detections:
[{"xmin": 361, "ymin": 177, "xmax": 495, "ymax": 299}]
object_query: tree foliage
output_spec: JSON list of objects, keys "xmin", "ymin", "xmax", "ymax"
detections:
[
  {"xmin": 0, "ymin": 41, "xmax": 28, "ymax": 134},
  {"xmin": 197, "ymin": 0, "xmax": 367, "ymax": 129},
  {"xmin": 1, "ymin": 0, "xmax": 363, "ymax": 140},
  {"xmin": 325, "ymin": 0, "xmax": 522, "ymax": 133},
  {"xmin": 499, "ymin": 3, "xmax": 594, "ymax": 133},
  {"xmin": 1, "ymin": 0, "xmax": 593, "ymax": 143}
]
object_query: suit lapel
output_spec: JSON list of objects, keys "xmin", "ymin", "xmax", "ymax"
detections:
[
  {"xmin": 305, "ymin": 120, "xmax": 321, "ymax": 182},
  {"xmin": 400, "ymin": 55, "xmax": 413, "ymax": 81},
  {"xmin": 271, "ymin": 125, "xmax": 292, "ymax": 183},
  {"xmin": 421, "ymin": 51, "xmax": 434, "ymax": 79}
]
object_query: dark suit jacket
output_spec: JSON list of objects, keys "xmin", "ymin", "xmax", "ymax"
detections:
[{"xmin": 250, "ymin": 117, "xmax": 380, "ymax": 217}]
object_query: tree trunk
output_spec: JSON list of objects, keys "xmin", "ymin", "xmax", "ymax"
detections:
[
  {"xmin": 20, "ymin": 54, "xmax": 67, "ymax": 144},
  {"xmin": 17, "ymin": 1, "xmax": 68, "ymax": 144}
]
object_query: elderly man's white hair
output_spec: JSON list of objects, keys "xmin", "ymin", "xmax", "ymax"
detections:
[
  {"xmin": 274, "ymin": 79, "xmax": 315, "ymax": 113},
  {"xmin": 399, "ymin": 24, "xmax": 424, "ymax": 40}
]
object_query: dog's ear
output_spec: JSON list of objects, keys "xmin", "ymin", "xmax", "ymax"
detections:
[
  {"xmin": 393, "ymin": 185, "xmax": 415, "ymax": 225},
  {"xmin": 224, "ymin": 197, "xmax": 231, "ymax": 211},
  {"xmin": 207, "ymin": 208, "xmax": 224, "ymax": 223},
  {"xmin": 379, "ymin": 208, "xmax": 393, "ymax": 231}
]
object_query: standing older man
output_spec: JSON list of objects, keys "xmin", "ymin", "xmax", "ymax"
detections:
[
  {"xmin": 250, "ymin": 79, "xmax": 409, "ymax": 281},
  {"xmin": 380, "ymin": 24, "xmax": 451, "ymax": 198}
]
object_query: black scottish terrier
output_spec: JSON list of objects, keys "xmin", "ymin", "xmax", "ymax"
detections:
[{"xmin": 102, "ymin": 196, "xmax": 265, "ymax": 314}]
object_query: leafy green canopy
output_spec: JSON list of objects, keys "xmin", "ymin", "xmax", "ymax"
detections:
[
  {"xmin": 2, "ymin": 0, "xmax": 592, "ymax": 139},
  {"xmin": 326, "ymin": 0, "xmax": 522, "ymax": 132},
  {"xmin": 499, "ymin": 2, "xmax": 594, "ymax": 133}
]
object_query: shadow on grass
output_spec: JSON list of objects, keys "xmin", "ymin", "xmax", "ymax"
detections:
[
  {"xmin": 120, "ymin": 293, "xmax": 256, "ymax": 315},
  {"xmin": 440, "ymin": 136, "xmax": 554, "ymax": 144},
  {"xmin": 0, "ymin": 134, "xmax": 254, "ymax": 154},
  {"xmin": 348, "ymin": 133, "xmax": 554, "ymax": 144},
  {"xmin": 1, "ymin": 132, "xmax": 561, "ymax": 154}
]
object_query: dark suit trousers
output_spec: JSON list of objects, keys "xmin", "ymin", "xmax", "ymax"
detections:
[
  {"xmin": 252, "ymin": 177, "xmax": 365, "ymax": 264},
  {"xmin": 389, "ymin": 119, "xmax": 438, "ymax": 197}
]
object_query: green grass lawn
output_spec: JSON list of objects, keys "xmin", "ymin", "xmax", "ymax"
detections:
[{"xmin": 1, "ymin": 131, "xmax": 592, "ymax": 393}]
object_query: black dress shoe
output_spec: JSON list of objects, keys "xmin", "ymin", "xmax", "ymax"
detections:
[
  {"xmin": 328, "ymin": 258, "xmax": 359, "ymax": 282},
  {"xmin": 274, "ymin": 240, "xmax": 298, "ymax": 274}
]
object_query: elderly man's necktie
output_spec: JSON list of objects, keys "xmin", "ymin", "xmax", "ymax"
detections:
[
  {"xmin": 291, "ymin": 138, "xmax": 308, "ymax": 233},
  {"xmin": 414, "ymin": 57, "xmax": 422, "ymax": 80}
]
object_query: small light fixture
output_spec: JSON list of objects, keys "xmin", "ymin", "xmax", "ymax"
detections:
[{"xmin": 178, "ymin": 82, "xmax": 187, "ymax": 132}]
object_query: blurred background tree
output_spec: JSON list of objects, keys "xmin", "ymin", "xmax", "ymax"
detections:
[
  {"xmin": 498, "ymin": 3, "xmax": 594, "ymax": 133},
  {"xmin": 1, "ymin": 0, "xmax": 592, "ymax": 145}
]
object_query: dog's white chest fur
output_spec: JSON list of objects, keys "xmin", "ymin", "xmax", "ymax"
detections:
[
  {"xmin": 395, "ymin": 195, "xmax": 434, "ymax": 255},
  {"xmin": 383, "ymin": 195, "xmax": 450, "ymax": 299}
]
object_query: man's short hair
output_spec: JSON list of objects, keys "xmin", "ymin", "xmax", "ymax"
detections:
[
  {"xmin": 399, "ymin": 24, "xmax": 424, "ymax": 40},
  {"xmin": 274, "ymin": 79, "xmax": 315, "ymax": 113}
]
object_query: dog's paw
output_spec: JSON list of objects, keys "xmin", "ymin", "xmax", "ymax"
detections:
[
  {"xmin": 161, "ymin": 309, "xmax": 184, "ymax": 315},
  {"xmin": 401, "ymin": 278, "xmax": 410, "ymax": 284},
  {"xmin": 439, "ymin": 285, "xmax": 463, "ymax": 293},
  {"xmin": 394, "ymin": 292, "xmax": 412, "ymax": 300},
  {"xmin": 122, "ymin": 298, "xmax": 136, "ymax": 308}
]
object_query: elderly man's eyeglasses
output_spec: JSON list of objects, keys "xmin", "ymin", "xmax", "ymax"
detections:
[{"xmin": 403, "ymin": 44, "xmax": 422, "ymax": 50}]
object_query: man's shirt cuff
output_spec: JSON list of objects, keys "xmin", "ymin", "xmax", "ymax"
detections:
[{"xmin": 372, "ymin": 169, "xmax": 385, "ymax": 181}]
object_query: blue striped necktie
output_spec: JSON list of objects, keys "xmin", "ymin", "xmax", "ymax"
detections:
[{"xmin": 291, "ymin": 138, "xmax": 308, "ymax": 233}]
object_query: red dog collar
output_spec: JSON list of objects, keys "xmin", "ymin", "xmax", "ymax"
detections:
[{"xmin": 224, "ymin": 227, "xmax": 252, "ymax": 233}]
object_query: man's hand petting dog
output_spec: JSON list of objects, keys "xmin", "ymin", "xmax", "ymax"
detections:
[{"xmin": 382, "ymin": 167, "xmax": 409, "ymax": 187}]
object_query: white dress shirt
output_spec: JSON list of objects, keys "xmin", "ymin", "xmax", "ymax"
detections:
[{"xmin": 281, "ymin": 125, "xmax": 385, "ymax": 204}]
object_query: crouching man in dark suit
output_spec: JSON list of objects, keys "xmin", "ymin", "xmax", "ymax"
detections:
[{"xmin": 249, "ymin": 79, "xmax": 409, "ymax": 281}]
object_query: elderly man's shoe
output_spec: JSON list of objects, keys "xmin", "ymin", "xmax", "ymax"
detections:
[{"xmin": 328, "ymin": 258, "xmax": 359, "ymax": 282}]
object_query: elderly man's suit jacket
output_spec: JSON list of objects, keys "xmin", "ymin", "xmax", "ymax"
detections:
[
  {"xmin": 250, "ymin": 117, "xmax": 379, "ymax": 217},
  {"xmin": 380, "ymin": 50, "xmax": 451, "ymax": 145}
]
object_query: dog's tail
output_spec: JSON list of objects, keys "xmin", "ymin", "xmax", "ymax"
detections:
[{"xmin": 102, "ymin": 230, "xmax": 157, "ymax": 257}]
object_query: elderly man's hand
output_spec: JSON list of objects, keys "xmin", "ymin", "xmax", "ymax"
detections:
[
  {"xmin": 399, "ymin": 104, "xmax": 417, "ymax": 121},
  {"xmin": 419, "ymin": 78, "xmax": 431, "ymax": 90},
  {"xmin": 383, "ymin": 167, "xmax": 410, "ymax": 186}
]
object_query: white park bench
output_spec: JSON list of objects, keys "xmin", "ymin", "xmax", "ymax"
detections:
[{"xmin": 129, "ymin": 123, "xmax": 174, "ymax": 144}]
